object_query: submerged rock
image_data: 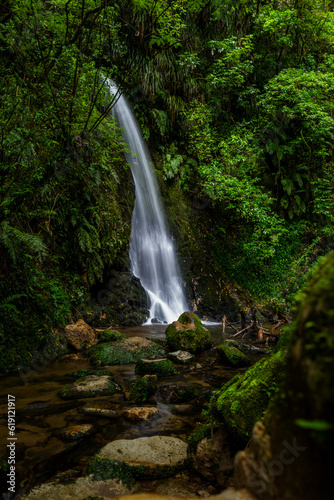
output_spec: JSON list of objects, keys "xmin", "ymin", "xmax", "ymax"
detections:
[
  {"xmin": 123, "ymin": 375, "xmax": 158, "ymax": 403},
  {"xmin": 56, "ymin": 424, "xmax": 93, "ymax": 441},
  {"xmin": 165, "ymin": 312, "xmax": 212, "ymax": 354},
  {"xmin": 158, "ymin": 383, "xmax": 199, "ymax": 403},
  {"xmin": 167, "ymin": 350, "xmax": 195, "ymax": 364},
  {"xmin": 64, "ymin": 319, "xmax": 97, "ymax": 350},
  {"xmin": 135, "ymin": 358, "xmax": 176, "ymax": 377},
  {"xmin": 216, "ymin": 342, "xmax": 251, "ymax": 368},
  {"xmin": 79, "ymin": 407, "xmax": 118, "ymax": 418},
  {"xmin": 93, "ymin": 435, "xmax": 188, "ymax": 478},
  {"xmin": 59, "ymin": 375, "xmax": 117, "ymax": 399},
  {"xmin": 122, "ymin": 407, "xmax": 159, "ymax": 422},
  {"xmin": 87, "ymin": 336, "xmax": 165, "ymax": 366}
]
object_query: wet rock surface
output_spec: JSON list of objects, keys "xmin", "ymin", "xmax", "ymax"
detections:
[
  {"xmin": 59, "ymin": 374, "xmax": 117, "ymax": 399},
  {"xmin": 122, "ymin": 407, "xmax": 159, "ymax": 422},
  {"xmin": 95, "ymin": 436, "xmax": 188, "ymax": 478},
  {"xmin": 22, "ymin": 475, "xmax": 136, "ymax": 499},
  {"xmin": 167, "ymin": 350, "xmax": 195, "ymax": 364},
  {"xmin": 87, "ymin": 336, "xmax": 166, "ymax": 366},
  {"xmin": 64, "ymin": 319, "xmax": 98, "ymax": 350}
]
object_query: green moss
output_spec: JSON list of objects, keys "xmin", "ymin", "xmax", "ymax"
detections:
[
  {"xmin": 124, "ymin": 375, "xmax": 158, "ymax": 403},
  {"xmin": 87, "ymin": 341, "xmax": 165, "ymax": 366},
  {"xmin": 187, "ymin": 424, "xmax": 213, "ymax": 453},
  {"xmin": 87, "ymin": 456, "xmax": 143, "ymax": 487},
  {"xmin": 97, "ymin": 330, "xmax": 126, "ymax": 343},
  {"xmin": 216, "ymin": 342, "xmax": 251, "ymax": 367},
  {"xmin": 209, "ymin": 349, "xmax": 287, "ymax": 442},
  {"xmin": 135, "ymin": 359, "xmax": 176, "ymax": 377},
  {"xmin": 165, "ymin": 312, "xmax": 212, "ymax": 354}
]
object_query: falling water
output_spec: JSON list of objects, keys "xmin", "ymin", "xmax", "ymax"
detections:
[{"xmin": 109, "ymin": 82, "xmax": 188, "ymax": 324}]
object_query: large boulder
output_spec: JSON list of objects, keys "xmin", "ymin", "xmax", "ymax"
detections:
[
  {"xmin": 234, "ymin": 251, "xmax": 334, "ymax": 500},
  {"xmin": 209, "ymin": 349, "xmax": 286, "ymax": 443},
  {"xmin": 165, "ymin": 312, "xmax": 212, "ymax": 354},
  {"xmin": 64, "ymin": 319, "xmax": 97, "ymax": 350},
  {"xmin": 87, "ymin": 336, "xmax": 165, "ymax": 366},
  {"xmin": 91, "ymin": 435, "xmax": 188, "ymax": 479}
]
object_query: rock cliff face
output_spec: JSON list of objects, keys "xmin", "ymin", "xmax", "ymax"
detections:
[{"xmin": 234, "ymin": 251, "xmax": 334, "ymax": 500}]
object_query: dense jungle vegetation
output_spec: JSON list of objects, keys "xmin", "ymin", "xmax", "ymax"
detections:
[{"xmin": 1, "ymin": 0, "xmax": 334, "ymax": 373}]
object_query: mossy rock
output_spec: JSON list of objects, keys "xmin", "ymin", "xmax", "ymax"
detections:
[
  {"xmin": 216, "ymin": 342, "xmax": 251, "ymax": 367},
  {"xmin": 59, "ymin": 375, "xmax": 117, "ymax": 400},
  {"xmin": 224, "ymin": 339, "xmax": 242, "ymax": 350},
  {"xmin": 210, "ymin": 349, "xmax": 287, "ymax": 442},
  {"xmin": 165, "ymin": 312, "xmax": 212, "ymax": 354},
  {"xmin": 187, "ymin": 424, "xmax": 213, "ymax": 453},
  {"xmin": 67, "ymin": 368, "xmax": 111, "ymax": 378},
  {"xmin": 123, "ymin": 375, "xmax": 158, "ymax": 403},
  {"xmin": 87, "ymin": 337, "xmax": 165, "ymax": 366},
  {"xmin": 97, "ymin": 330, "xmax": 127, "ymax": 343},
  {"xmin": 135, "ymin": 358, "xmax": 176, "ymax": 377},
  {"xmin": 90, "ymin": 436, "xmax": 188, "ymax": 480}
]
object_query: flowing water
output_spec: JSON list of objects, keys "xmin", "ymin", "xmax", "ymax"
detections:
[
  {"xmin": 0, "ymin": 323, "xmax": 270, "ymax": 498},
  {"xmin": 109, "ymin": 82, "xmax": 188, "ymax": 324}
]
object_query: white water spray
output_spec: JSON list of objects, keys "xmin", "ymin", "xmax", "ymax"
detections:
[{"xmin": 109, "ymin": 82, "xmax": 188, "ymax": 324}]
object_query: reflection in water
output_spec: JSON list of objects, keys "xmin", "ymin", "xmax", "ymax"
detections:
[{"xmin": 0, "ymin": 324, "xmax": 266, "ymax": 497}]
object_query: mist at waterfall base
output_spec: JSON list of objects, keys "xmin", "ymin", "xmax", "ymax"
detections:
[{"xmin": 109, "ymin": 82, "xmax": 188, "ymax": 325}]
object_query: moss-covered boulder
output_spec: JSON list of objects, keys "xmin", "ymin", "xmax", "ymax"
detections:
[
  {"xmin": 59, "ymin": 375, "xmax": 117, "ymax": 400},
  {"xmin": 217, "ymin": 342, "xmax": 251, "ymax": 367},
  {"xmin": 210, "ymin": 349, "xmax": 286, "ymax": 442},
  {"xmin": 97, "ymin": 330, "xmax": 127, "ymax": 343},
  {"xmin": 87, "ymin": 336, "xmax": 165, "ymax": 366},
  {"xmin": 165, "ymin": 312, "xmax": 212, "ymax": 354},
  {"xmin": 123, "ymin": 375, "xmax": 158, "ymax": 403},
  {"xmin": 135, "ymin": 358, "xmax": 176, "ymax": 377},
  {"xmin": 234, "ymin": 251, "xmax": 334, "ymax": 500}
]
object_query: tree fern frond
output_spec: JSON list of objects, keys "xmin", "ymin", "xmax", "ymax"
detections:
[{"xmin": 0, "ymin": 221, "xmax": 47, "ymax": 263}]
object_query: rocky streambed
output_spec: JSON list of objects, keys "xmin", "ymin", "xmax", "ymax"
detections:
[{"xmin": 0, "ymin": 315, "xmax": 269, "ymax": 499}]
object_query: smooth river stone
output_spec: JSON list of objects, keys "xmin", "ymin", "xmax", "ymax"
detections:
[{"xmin": 96, "ymin": 435, "xmax": 188, "ymax": 478}]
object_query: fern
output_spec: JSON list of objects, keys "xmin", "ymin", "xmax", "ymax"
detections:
[{"xmin": 0, "ymin": 221, "xmax": 47, "ymax": 263}]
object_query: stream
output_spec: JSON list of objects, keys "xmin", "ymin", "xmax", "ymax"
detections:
[{"xmin": 0, "ymin": 324, "xmax": 269, "ymax": 498}]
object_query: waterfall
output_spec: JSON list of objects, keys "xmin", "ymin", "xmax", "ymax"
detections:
[{"xmin": 109, "ymin": 82, "xmax": 188, "ymax": 324}]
